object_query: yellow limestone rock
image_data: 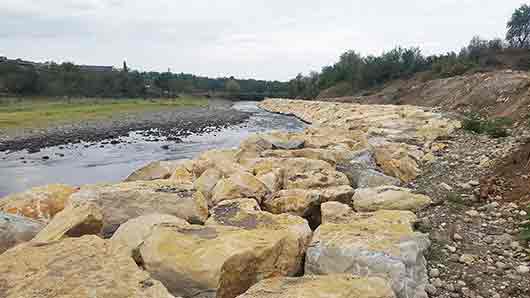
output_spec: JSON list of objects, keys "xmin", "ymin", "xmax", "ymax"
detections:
[
  {"xmin": 206, "ymin": 198, "xmax": 312, "ymax": 247},
  {"xmin": 194, "ymin": 149, "xmax": 249, "ymax": 176},
  {"xmin": 255, "ymin": 168, "xmax": 284, "ymax": 193},
  {"xmin": 0, "ymin": 184, "xmax": 77, "ymax": 222},
  {"xmin": 258, "ymin": 99, "xmax": 458, "ymax": 145},
  {"xmin": 32, "ymin": 201, "xmax": 103, "ymax": 242},
  {"xmin": 125, "ymin": 160, "xmax": 188, "ymax": 181},
  {"xmin": 0, "ymin": 235, "xmax": 176, "ymax": 298},
  {"xmin": 305, "ymin": 208, "xmax": 430, "ymax": 298},
  {"xmin": 39, "ymin": 180, "xmax": 208, "ymax": 238},
  {"xmin": 320, "ymin": 201, "xmax": 357, "ymax": 225},
  {"xmin": 138, "ymin": 224, "xmax": 306, "ymax": 298},
  {"xmin": 169, "ymin": 165, "xmax": 195, "ymax": 184},
  {"xmin": 263, "ymin": 185, "xmax": 354, "ymax": 229},
  {"xmin": 373, "ymin": 142, "xmax": 423, "ymax": 182},
  {"xmin": 235, "ymin": 134, "xmax": 274, "ymax": 160},
  {"xmin": 236, "ymin": 275, "xmax": 396, "ymax": 298},
  {"xmin": 211, "ymin": 171, "xmax": 270, "ymax": 206},
  {"xmin": 246, "ymin": 157, "xmax": 348, "ymax": 190},
  {"xmin": 353, "ymin": 186, "xmax": 432, "ymax": 212},
  {"xmin": 111, "ymin": 213, "xmax": 190, "ymax": 256},
  {"xmin": 194, "ymin": 167, "xmax": 224, "ymax": 203}
]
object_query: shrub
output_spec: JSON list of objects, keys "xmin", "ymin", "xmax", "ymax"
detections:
[
  {"xmin": 521, "ymin": 205, "xmax": 530, "ymax": 242},
  {"xmin": 462, "ymin": 113, "xmax": 511, "ymax": 138}
]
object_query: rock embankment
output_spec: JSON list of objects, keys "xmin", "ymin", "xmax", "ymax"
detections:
[{"xmin": 0, "ymin": 98, "xmax": 461, "ymax": 298}]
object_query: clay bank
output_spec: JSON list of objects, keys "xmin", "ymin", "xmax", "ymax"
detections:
[{"xmin": 0, "ymin": 98, "xmax": 461, "ymax": 298}]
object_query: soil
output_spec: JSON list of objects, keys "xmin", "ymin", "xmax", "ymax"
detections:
[
  {"xmin": 487, "ymin": 142, "xmax": 530, "ymax": 206},
  {"xmin": 318, "ymin": 70, "xmax": 530, "ymax": 125},
  {"xmin": 0, "ymin": 99, "xmax": 251, "ymax": 153},
  {"xmin": 410, "ymin": 130, "xmax": 530, "ymax": 298}
]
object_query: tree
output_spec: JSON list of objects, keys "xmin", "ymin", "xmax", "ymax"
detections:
[
  {"xmin": 507, "ymin": 4, "xmax": 530, "ymax": 48},
  {"xmin": 337, "ymin": 50, "xmax": 363, "ymax": 93},
  {"xmin": 122, "ymin": 60, "xmax": 129, "ymax": 73},
  {"xmin": 225, "ymin": 78, "xmax": 241, "ymax": 96}
]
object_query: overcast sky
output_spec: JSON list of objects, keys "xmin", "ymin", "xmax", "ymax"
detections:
[{"xmin": 0, "ymin": 0, "xmax": 524, "ymax": 81}]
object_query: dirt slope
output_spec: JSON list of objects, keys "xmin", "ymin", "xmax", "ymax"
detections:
[{"xmin": 318, "ymin": 70, "xmax": 530, "ymax": 123}]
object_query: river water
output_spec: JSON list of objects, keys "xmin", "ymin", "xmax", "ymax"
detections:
[{"xmin": 0, "ymin": 101, "xmax": 306, "ymax": 196}]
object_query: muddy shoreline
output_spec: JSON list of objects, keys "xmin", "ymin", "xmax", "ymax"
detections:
[{"xmin": 0, "ymin": 100, "xmax": 251, "ymax": 153}]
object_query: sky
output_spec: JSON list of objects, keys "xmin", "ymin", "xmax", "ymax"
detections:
[{"xmin": 0, "ymin": 0, "xmax": 524, "ymax": 81}]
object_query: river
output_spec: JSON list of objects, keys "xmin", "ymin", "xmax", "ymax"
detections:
[{"xmin": 0, "ymin": 101, "xmax": 306, "ymax": 196}]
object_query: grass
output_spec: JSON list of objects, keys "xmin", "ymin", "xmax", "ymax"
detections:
[
  {"xmin": 0, "ymin": 96, "xmax": 209, "ymax": 129},
  {"xmin": 521, "ymin": 205, "xmax": 530, "ymax": 242},
  {"xmin": 462, "ymin": 113, "xmax": 512, "ymax": 138}
]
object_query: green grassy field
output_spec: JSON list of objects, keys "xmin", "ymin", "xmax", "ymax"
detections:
[{"xmin": 0, "ymin": 97, "xmax": 209, "ymax": 129}]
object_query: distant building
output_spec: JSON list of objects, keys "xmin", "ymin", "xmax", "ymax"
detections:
[{"xmin": 79, "ymin": 65, "xmax": 114, "ymax": 72}]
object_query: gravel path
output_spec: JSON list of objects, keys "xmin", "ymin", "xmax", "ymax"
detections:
[{"xmin": 412, "ymin": 131, "xmax": 530, "ymax": 298}]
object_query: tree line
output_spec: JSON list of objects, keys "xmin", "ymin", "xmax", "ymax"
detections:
[
  {"xmin": 288, "ymin": 4, "xmax": 530, "ymax": 99},
  {"xmin": 0, "ymin": 61, "xmax": 290, "ymax": 99}
]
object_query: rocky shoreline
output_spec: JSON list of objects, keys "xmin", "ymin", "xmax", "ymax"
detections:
[
  {"xmin": 0, "ymin": 98, "xmax": 528, "ymax": 298},
  {"xmin": 0, "ymin": 99, "xmax": 250, "ymax": 153}
]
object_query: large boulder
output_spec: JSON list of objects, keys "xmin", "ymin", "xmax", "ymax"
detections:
[
  {"xmin": 320, "ymin": 201, "xmax": 357, "ymax": 225},
  {"xmin": 32, "ymin": 200, "xmax": 104, "ymax": 242},
  {"xmin": 301, "ymin": 127, "xmax": 369, "ymax": 151},
  {"xmin": 283, "ymin": 168, "xmax": 350, "ymax": 190},
  {"xmin": 0, "ymin": 235, "xmax": 176, "ymax": 298},
  {"xmin": 260, "ymin": 148, "xmax": 351, "ymax": 167},
  {"xmin": 41, "ymin": 180, "xmax": 208, "ymax": 238},
  {"xmin": 263, "ymin": 186, "xmax": 354, "ymax": 228},
  {"xmin": 353, "ymin": 186, "xmax": 432, "ymax": 212},
  {"xmin": 0, "ymin": 184, "xmax": 77, "ymax": 222},
  {"xmin": 194, "ymin": 168, "xmax": 223, "ymax": 201},
  {"xmin": 236, "ymin": 275, "xmax": 396, "ymax": 298},
  {"xmin": 235, "ymin": 134, "xmax": 274, "ymax": 159},
  {"xmin": 373, "ymin": 142, "xmax": 424, "ymax": 183},
  {"xmin": 194, "ymin": 149, "xmax": 249, "ymax": 176},
  {"xmin": 211, "ymin": 171, "xmax": 270, "ymax": 206},
  {"xmin": 255, "ymin": 168, "xmax": 284, "ymax": 193},
  {"xmin": 169, "ymin": 164, "xmax": 195, "ymax": 184},
  {"xmin": 206, "ymin": 199, "xmax": 312, "ymax": 245},
  {"xmin": 0, "ymin": 212, "xmax": 44, "ymax": 253},
  {"xmin": 125, "ymin": 160, "xmax": 187, "ymax": 182},
  {"xmin": 335, "ymin": 149, "xmax": 400, "ymax": 188},
  {"xmin": 246, "ymin": 158, "xmax": 349, "ymax": 190},
  {"xmin": 305, "ymin": 208, "xmax": 430, "ymax": 298},
  {"xmin": 247, "ymin": 157, "xmax": 334, "ymax": 177},
  {"xmin": 111, "ymin": 213, "xmax": 190, "ymax": 256},
  {"xmin": 138, "ymin": 224, "xmax": 307, "ymax": 298}
]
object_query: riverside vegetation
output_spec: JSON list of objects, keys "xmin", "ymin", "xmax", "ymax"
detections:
[{"xmin": 0, "ymin": 97, "xmax": 208, "ymax": 128}]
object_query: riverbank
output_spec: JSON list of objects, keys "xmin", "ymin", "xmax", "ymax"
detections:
[
  {"xmin": 0, "ymin": 97, "xmax": 250, "ymax": 152},
  {"xmin": 0, "ymin": 98, "xmax": 461, "ymax": 298}
]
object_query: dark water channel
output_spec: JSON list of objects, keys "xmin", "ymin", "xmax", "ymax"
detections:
[{"xmin": 0, "ymin": 101, "xmax": 305, "ymax": 196}]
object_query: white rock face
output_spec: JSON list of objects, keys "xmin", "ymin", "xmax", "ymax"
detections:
[
  {"xmin": 305, "ymin": 207, "xmax": 430, "ymax": 298},
  {"xmin": 353, "ymin": 186, "xmax": 432, "ymax": 212}
]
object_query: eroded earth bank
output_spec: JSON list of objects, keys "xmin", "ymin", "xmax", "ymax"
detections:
[{"xmin": 0, "ymin": 98, "xmax": 529, "ymax": 298}]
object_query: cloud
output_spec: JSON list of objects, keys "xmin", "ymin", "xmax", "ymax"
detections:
[{"xmin": 0, "ymin": 0, "xmax": 524, "ymax": 80}]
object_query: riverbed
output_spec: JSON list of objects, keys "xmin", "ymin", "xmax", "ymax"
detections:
[{"xmin": 0, "ymin": 101, "xmax": 305, "ymax": 196}]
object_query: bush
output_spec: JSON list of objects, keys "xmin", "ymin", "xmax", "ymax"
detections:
[
  {"xmin": 462, "ymin": 113, "xmax": 511, "ymax": 138},
  {"xmin": 515, "ymin": 56, "xmax": 530, "ymax": 70},
  {"xmin": 521, "ymin": 205, "xmax": 530, "ymax": 242}
]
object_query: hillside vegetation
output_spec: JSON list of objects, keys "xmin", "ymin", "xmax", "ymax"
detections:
[{"xmin": 288, "ymin": 4, "xmax": 530, "ymax": 104}]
